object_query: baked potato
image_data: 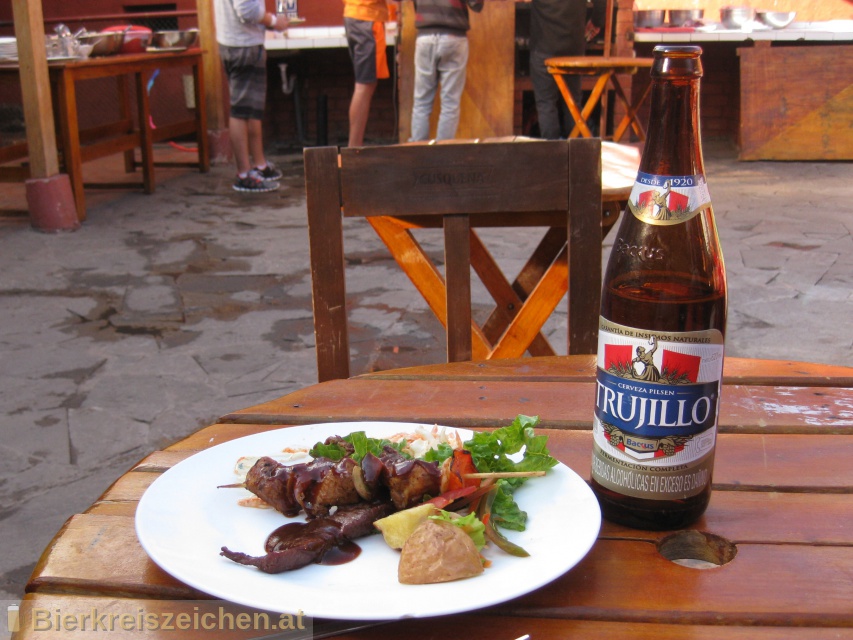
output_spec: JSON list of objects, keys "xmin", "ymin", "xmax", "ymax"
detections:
[{"xmin": 398, "ymin": 518, "xmax": 484, "ymax": 584}]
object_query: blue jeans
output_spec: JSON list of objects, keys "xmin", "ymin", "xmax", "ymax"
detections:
[{"xmin": 409, "ymin": 32, "xmax": 469, "ymax": 141}]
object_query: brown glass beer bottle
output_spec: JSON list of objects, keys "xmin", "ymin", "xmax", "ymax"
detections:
[{"xmin": 590, "ymin": 45, "xmax": 727, "ymax": 530}]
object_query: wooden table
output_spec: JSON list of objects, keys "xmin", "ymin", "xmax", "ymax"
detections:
[
  {"xmin": 545, "ymin": 56, "xmax": 654, "ymax": 143},
  {"xmin": 12, "ymin": 355, "xmax": 853, "ymax": 639},
  {"xmin": 0, "ymin": 50, "xmax": 209, "ymax": 221}
]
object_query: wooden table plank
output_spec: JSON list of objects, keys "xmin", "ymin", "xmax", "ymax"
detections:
[
  {"xmin": 11, "ymin": 594, "xmax": 853, "ymax": 640},
  {"xmin": 26, "ymin": 511, "xmax": 853, "ymax": 625},
  {"xmin": 151, "ymin": 427, "xmax": 853, "ymax": 496},
  {"xmin": 85, "ymin": 501, "xmax": 137, "ymax": 517},
  {"xmin": 83, "ymin": 430, "xmax": 853, "ymax": 540},
  {"xmin": 543, "ymin": 430, "xmax": 853, "ymax": 494},
  {"xmin": 503, "ymin": 540, "xmax": 853, "ymax": 627},
  {"xmin": 222, "ymin": 378, "xmax": 853, "ymax": 434},
  {"xmin": 360, "ymin": 356, "xmax": 853, "ymax": 387},
  {"xmin": 27, "ymin": 514, "xmax": 207, "ymax": 599},
  {"xmin": 88, "ymin": 473, "xmax": 853, "ymax": 545},
  {"xmin": 12, "ymin": 593, "xmax": 314, "ymax": 640},
  {"xmin": 337, "ymin": 616, "xmax": 853, "ymax": 640},
  {"xmin": 96, "ymin": 471, "xmax": 159, "ymax": 503},
  {"xmin": 155, "ymin": 423, "xmax": 288, "ymax": 452}
]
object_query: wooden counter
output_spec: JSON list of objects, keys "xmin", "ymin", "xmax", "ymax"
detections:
[
  {"xmin": 634, "ymin": 22, "xmax": 853, "ymax": 160},
  {"xmin": 738, "ymin": 43, "xmax": 852, "ymax": 160}
]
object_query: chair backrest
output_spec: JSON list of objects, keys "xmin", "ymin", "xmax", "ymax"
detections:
[{"xmin": 304, "ymin": 137, "xmax": 603, "ymax": 382}]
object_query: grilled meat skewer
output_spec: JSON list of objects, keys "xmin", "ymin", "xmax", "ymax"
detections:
[
  {"xmin": 220, "ymin": 440, "xmax": 482, "ymax": 575},
  {"xmin": 245, "ymin": 456, "xmax": 361, "ymax": 518},
  {"xmin": 238, "ymin": 446, "xmax": 442, "ymax": 519}
]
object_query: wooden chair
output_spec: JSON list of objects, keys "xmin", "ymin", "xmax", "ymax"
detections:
[{"xmin": 304, "ymin": 137, "xmax": 603, "ymax": 382}]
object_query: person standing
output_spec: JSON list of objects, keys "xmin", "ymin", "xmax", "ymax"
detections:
[
  {"xmin": 528, "ymin": 0, "xmax": 587, "ymax": 140},
  {"xmin": 343, "ymin": 0, "xmax": 392, "ymax": 147},
  {"xmin": 213, "ymin": 0, "xmax": 287, "ymax": 192},
  {"xmin": 408, "ymin": 0, "xmax": 483, "ymax": 142}
]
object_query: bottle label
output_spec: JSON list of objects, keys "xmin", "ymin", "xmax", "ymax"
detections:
[
  {"xmin": 627, "ymin": 171, "xmax": 711, "ymax": 225},
  {"xmin": 591, "ymin": 319, "xmax": 724, "ymax": 500}
]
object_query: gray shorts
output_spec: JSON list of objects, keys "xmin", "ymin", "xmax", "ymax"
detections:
[
  {"xmin": 345, "ymin": 17, "xmax": 387, "ymax": 84},
  {"xmin": 219, "ymin": 44, "xmax": 267, "ymax": 120}
]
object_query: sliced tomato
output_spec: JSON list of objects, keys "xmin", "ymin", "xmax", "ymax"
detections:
[
  {"xmin": 444, "ymin": 450, "xmax": 480, "ymax": 492},
  {"xmin": 426, "ymin": 485, "xmax": 478, "ymax": 509}
]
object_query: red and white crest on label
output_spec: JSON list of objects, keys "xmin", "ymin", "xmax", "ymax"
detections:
[
  {"xmin": 604, "ymin": 344, "xmax": 701, "ymax": 383},
  {"xmin": 637, "ymin": 189, "xmax": 689, "ymax": 212}
]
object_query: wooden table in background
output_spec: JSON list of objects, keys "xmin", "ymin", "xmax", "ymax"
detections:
[
  {"xmin": 13, "ymin": 356, "xmax": 853, "ymax": 639},
  {"xmin": 546, "ymin": 56, "xmax": 654, "ymax": 143},
  {"xmin": 0, "ymin": 50, "xmax": 209, "ymax": 221}
]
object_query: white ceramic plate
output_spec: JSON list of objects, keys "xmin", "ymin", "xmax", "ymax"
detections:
[{"xmin": 136, "ymin": 421, "xmax": 601, "ymax": 620}]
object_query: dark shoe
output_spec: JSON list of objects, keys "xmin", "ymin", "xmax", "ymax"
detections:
[
  {"xmin": 233, "ymin": 170, "xmax": 279, "ymax": 193},
  {"xmin": 254, "ymin": 162, "xmax": 283, "ymax": 181}
]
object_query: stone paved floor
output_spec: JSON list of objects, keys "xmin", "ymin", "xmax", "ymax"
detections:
[{"xmin": 0, "ymin": 142, "xmax": 851, "ymax": 603}]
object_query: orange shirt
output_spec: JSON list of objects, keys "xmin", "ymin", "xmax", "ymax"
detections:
[{"xmin": 343, "ymin": 0, "xmax": 389, "ymax": 22}]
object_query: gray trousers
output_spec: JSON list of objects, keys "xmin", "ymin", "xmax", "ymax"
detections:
[{"xmin": 530, "ymin": 49, "xmax": 581, "ymax": 140}]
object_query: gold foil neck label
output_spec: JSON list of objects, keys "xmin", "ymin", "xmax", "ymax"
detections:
[{"xmin": 628, "ymin": 171, "xmax": 711, "ymax": 225}]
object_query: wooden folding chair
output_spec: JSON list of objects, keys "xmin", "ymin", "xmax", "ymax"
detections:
[{"xmin": 305, "ymin": 137, "xmax": 603, "ymax": 382}]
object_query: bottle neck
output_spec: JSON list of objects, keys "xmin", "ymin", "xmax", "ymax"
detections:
[{"xmin": 639, "ymin": 76, "xmax": 704, "ymax": 178}]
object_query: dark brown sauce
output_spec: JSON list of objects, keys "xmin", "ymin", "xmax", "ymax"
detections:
[
  {"xmin": 264, "ymin": 520, "xmax": 362, "ymax": 566},
  {"xmin": 319, "ymin": 539, "xmax": 362, "ymax": 565}
]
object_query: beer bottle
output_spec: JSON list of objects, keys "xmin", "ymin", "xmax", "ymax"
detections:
[{"xmin": 590, "ymin": 45, "xmax": 727, "ymax": 530}]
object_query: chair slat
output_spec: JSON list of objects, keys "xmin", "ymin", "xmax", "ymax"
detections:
[
  {"xmin": 305, "ymin": 146, "xmax": 350, "ymax": 382},
  {"xmin": 444, "ymin": 214, "xmax": 473, "ymax": 362},
  {"xmin": 339, "ymin": 142, "xmax": 569, "ymax": 216},
  {"xmin": 567, "ymin": 138, "xmax": 603, "ymax": 353}
]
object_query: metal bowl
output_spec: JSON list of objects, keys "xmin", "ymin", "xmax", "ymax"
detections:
[
  {"xmin": 76, "ymin": 31, "xmax": 124, "ymax": 57},
  {"xmin": 150, "ymin": 29, "xmax": 199, "ymax": 50},
  {"xmin": 121, "ymin": 29, "xmax": 153, "ymax": 54},
  {"xmin": 634, "ymin": 10, "xmax": 666, "ymax": 28},
  {"xmin": 756, "ymin": 11, "xmax": 796, "ymax": 28},
  {"xmin": 668, "ymin": 9, "xmax": 704, "ymax": 27},
  {"xmin": 720, "ymin": 6, "xmax": 754, "ymax": 29}
]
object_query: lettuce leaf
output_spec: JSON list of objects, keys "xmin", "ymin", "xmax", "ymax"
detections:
[
  {"xmin": 463, "ymin": 415, "xmax": 558, "ymax": 531},
  {"xmin": 308, "ymin": 431, "xmax": 407, "ymax": 462}
]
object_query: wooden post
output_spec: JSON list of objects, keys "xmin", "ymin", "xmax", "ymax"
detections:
[
  {"xmin": 12, "ymin": 0, "xmax": 58, "ymax": 179},
  {"xmin": 196, "ymin": 0, "xmax": 231, "ymax": 163},
  {"xmin": 11, "ymin": 0, "xmax": 79, "ymax": 231}
]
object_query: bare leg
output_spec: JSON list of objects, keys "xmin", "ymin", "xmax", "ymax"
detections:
[
  {"xmin": 247, "ymin": 118, "xmax": 266, "ymax": 170},
  {"xmin": 229, "ymin": 116, "xmax": 251, "ymax": 175},
  {"xmin": 348, "ymin": 81, "xmax": 377, "ymax": 147}
]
